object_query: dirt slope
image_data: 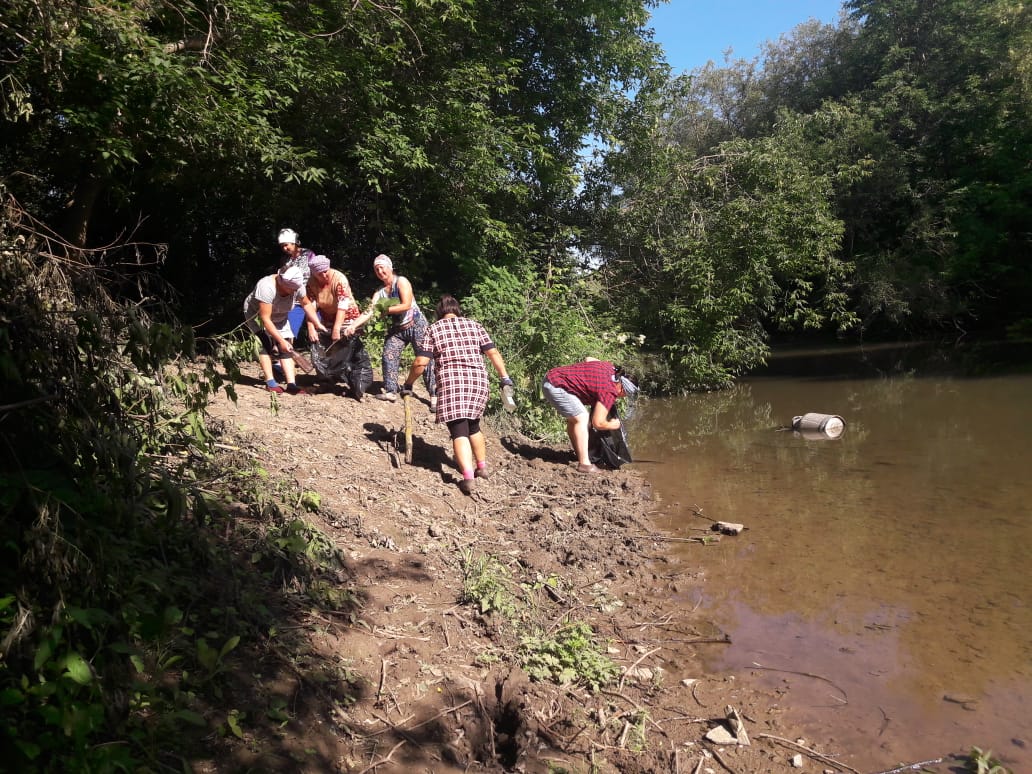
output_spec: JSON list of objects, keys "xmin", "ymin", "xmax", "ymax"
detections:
[{"xmin": 201, "ymin": 364, "xmax": 858, "ymax": 774}]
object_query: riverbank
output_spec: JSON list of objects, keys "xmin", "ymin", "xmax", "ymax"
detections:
[{"xmin": 200, "ymin": 363, "xmax": 863, "ymax": 773}]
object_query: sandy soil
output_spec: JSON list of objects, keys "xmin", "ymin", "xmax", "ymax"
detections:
[{"xmin": 200, "ymin": 363, "xmax": 867, "ymax": 774}]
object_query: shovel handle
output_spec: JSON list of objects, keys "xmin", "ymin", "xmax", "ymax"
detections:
[
  {"xmin": 403, "ymin": 394, "xmax": 413, "ymax": 465},
  {"xmin": 291, "ymin": 350, "xmax": 313, "ymax": 374}
]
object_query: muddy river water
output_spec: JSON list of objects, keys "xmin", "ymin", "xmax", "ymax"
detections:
[{"xmin": 630, "ymin": 343, "xmax": 1031, "ymax": 771}]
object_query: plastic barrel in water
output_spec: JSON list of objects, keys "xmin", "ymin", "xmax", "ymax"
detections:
[{"xmin": 792, "ymin": 412, "xmax": 845, "ymax": 440}]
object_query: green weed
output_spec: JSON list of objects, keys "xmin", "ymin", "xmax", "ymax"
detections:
[
  {"xmin": 518, "ymin": 621, "xmax": 619, "ymax": 691},
  {"xmin": 460, "ymin": 551, "xmax": 517, "ymax": 620},
  {"xmin": 967, "ymin": 747, "xmax": 1014, "ymax": 774}
]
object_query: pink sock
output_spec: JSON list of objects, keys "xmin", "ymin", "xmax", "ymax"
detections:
[
  {"xmin": 462, "ymin": 469, "xmax": 475, "ymax": 480},
  {"xmin": 476, "ymin": 461, "xmax": 487, "ymax": 471}
]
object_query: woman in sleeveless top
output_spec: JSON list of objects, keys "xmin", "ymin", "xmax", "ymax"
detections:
[{"xmin": 343, "ymin": 254, "xmax": 435, "ymax": 404}]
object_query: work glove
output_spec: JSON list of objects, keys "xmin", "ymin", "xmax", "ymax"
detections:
[
  {"xmin": 399, "ymin": 383, "xmax": 414, "ymax": 398},
  {"xmin": 500, "ymin": 377, "xmax": 514, "ymax": 388}
]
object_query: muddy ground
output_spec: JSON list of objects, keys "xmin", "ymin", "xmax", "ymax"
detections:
[{"xmin": 200, "ymin": 362, "xmax": 880, "ymax": 774}]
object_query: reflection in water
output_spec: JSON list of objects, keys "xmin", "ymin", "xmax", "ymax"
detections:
[{"xmin": 630, "ymin": 356, "xmax": 1032, "ymax": 769}]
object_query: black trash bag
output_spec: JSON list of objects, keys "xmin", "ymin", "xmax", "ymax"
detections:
[
  {"xmin": 588, "ymin": 406, "xmax": 633, "ymax": 469},
  {"xmin": 310, "ymin": 334, "xmax": 373, "ymax": 399},
  {"xmin": 347, "ymin": 339, "xmax": 373, "ymax": 399}
]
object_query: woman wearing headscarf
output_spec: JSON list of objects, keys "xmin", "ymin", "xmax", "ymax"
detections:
[
  {"xmin": 276, "ymin": 227, "xmax": 314, "ymax": 339},
  {"xmin": 400, "ymin": 295, "xmax": 512, "ymax": 495},
  {"xmin": 304, "ymin": 254, "xmax": 359, "ymax": 343},
  {"xmin": 243, "ymin": 266, "xmax": 326, "ymax": 394},
  {"xmin": 344, "ymin": 254, "xmax": 435, "ymax": 405},
  {"xmin": 304, "ymin": 254, "xmax": 372, "ymax": 399},
  {"xmin": 541, "ymin": 358, "xmax": 638, "ymax": 473}
]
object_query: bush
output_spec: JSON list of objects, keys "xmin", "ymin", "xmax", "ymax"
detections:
[{"xmin": 462, "ymin": 263, "xmax": 647, "ymax": 440}]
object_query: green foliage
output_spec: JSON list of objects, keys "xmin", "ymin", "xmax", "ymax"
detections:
[
  {"xmin": 518, "ymin": 621, "xmax": 619, "ymax": 692},
  {"xmin": 966, "ymin": 746, "xmax": 1013, "ymax": 774},
  {"xmin": 459, "ymin": 552, "xmax": 517, "ymax": 620},
  {"xmin": 0, "ymin": 202, "xmax": 359, "ymax": 771},
  {"xmin": 582, "ymin": 0, "xmax": 1032, "ymax": 379},
  {"xmin": 462, "ymin": 263, "xmax": 646, "ymax": 438},
  {"xmin": 587, "ymin": 97, "xmax": 857, "ymax": 389}
]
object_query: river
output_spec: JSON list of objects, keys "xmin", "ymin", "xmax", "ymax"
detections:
[{"xmin": 630, "ymin": 342, "xmax": 1032, "ymax": 771}]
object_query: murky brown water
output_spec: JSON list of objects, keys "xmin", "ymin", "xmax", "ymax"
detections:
[{"xmin": 630, "ymin": 344, "xmax": 1032, "ymax": 770}]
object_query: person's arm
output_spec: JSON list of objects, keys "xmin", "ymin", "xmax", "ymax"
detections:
[
  {"xmin": 591, "ymin": 400, "xmax": 620, "ymax": 432},
  {"xmin": 344, "ymin": 293, "xmax": 379, "ymax": 336},
  {"xmin": 259, "ymin": 302, "xmax": 293, "ymax": 353},
  {"xmin": 400, "ymin": 355, "xmax": 431, "ymax": 393},
  {"xmin": 330, "ymin": 278, "xmax": 359, "ymax": 340},
  {"xmin": 331, "ymin": 306, "xmax": 349, "ymax": 340},
  {"xmin": 301, "ymin": 297, "xmax": 328, "ymax": 336},
  {"xmin": 485, "ymin": 348, "xmax": 511, "ymax": 384},
  {"xmin": 331, "ymin": 279, "xmax": 354, "ymax": 340}
]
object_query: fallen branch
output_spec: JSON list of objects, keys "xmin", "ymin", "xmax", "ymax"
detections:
[
  {"xmin": 403, "ymin": 699, "xmax": 473, "ymax": 731},
  {"xmin": 705, "ymin": 743, "xmax": 738, "ymax": 774},
  {"xmin": 630, "ymin": 534, "xmax": 711, "ymax": 543},
  {"xmin": 355, "ymin": 740, "xmax": 406, "ymax": 774},
  {"xmin": 0, "ymin": 395, "xmax": 55, "ymax": 412},
  {"xmin": 870, "ymin": 758, "xmax": 945, "ymax": 774},
  {"xmin": 756, "ymin": 734, "xmax": 861, "ymax": 774},
  {"xmin": 750, "ymin": 662, "xmax": 848, "ymax": 703},
  {"xmin": 691, "ymin": 681, "xmax": 707, "ymax": 708},
  {"xmin": 376, "ymin": 657, "xmax": 387, "ymax": 705},
  {"xmin": 618, "ymin": 646, "xmax": 662, "ymax": 690}
]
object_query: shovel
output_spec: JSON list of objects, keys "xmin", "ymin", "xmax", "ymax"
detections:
[
  {"xmin": 285, "ymin": 348, "xmax": 313, "ymax": 374},
  {"xmin": 403, "ymin": 394, "xmax": 413, "ymax": 465}
]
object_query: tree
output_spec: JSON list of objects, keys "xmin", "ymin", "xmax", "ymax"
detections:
[
  {"xmin": 584, "ymin": 92, "xmax": 857, "ymax": 389},
  {"xmin": 835, "ymin": 0, "xmax": 1032, "ymax": 330}
]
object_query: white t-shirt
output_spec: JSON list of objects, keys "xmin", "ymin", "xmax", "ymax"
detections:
[{"xmin": 243, "ymin": 275, "xmax": 304, "ymax": 337}]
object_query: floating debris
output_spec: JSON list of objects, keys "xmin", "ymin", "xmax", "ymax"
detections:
[{"xmin": 792, "ymin": 412, "xmax": 845, "ymax": 440}]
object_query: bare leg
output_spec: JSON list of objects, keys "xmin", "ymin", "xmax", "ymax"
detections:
[
  {"xmin": 469, "ymin": 431, "xmax": 487, "ymax": 466},
  {"xmin": 452, "ymin": 436, "xmax": 474, "ymax": 473},
  {"xmin": 281, "ymin": 355, "xmax": 297, "ymax": 384},
  {"xmin": 258, "ymin": 353, "xmax": 276, "ymax": 383},
  {"xmin": 567, "ymin": 414, "xmax": 591, "ymax": 465}
]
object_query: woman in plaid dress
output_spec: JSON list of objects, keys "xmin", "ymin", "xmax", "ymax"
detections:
[{"xmin": 401, "ymin": 295, "xmax": 513, "ymax": 495}]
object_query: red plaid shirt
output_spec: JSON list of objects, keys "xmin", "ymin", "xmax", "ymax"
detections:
[{"xmin": 545, "ymin": 360, "xmax": 620, "ymax": 411}]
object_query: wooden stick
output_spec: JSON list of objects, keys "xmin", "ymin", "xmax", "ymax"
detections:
[
  {"xmin": 403, "ymin": 394, "xmax": 413, "ymax": 465},
  {"xmin": 756, "ymin": 734, "xmax": 861, "ymax": 774},
  {"xmin": 870, "ymin": 758, "xmax": 945, "ymax": 774},
  {"xmin": 376, "ymin": 657, "xmax": 387, "ymax": 705},
  {"xmin": 355, "ymin": 740, "xmax": 406, "ymax": 774},
  {"xmin": 618, "ymin": 646, "xmax": 662, "ymax": 691},
  {"xmin": 403, "ymin": 699, "xmax": 472, "ymax": 731},
  {"xmin": 629, "ymin": 534, "xmax": 716, "ymax": 543},
  {"xmin": 706, "ymin": 744, "xmax": 737, "ymax": 774},
  {"xmin": 750, "ymin": 662, "xmax": 848, "ymax": 702}
]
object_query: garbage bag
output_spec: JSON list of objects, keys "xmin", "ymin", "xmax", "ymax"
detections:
[
  {"xmin": 588, "ymin": 407, "xmax": 632, "ymax": 469},
  {"xmin": 310, "ymin": 334, "xmax": 373, "ymax": 399}
]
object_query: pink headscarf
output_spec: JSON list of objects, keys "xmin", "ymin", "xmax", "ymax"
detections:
[{"xmin": 308, "ymin": 254, "xmax": 331, "ymax": 274}]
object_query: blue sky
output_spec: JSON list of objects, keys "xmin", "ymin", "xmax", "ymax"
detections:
[{"xmin": 647, "ymin": 1, "xmax": 846, "ymax": 73}]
